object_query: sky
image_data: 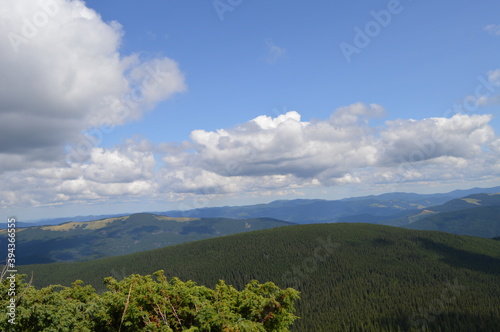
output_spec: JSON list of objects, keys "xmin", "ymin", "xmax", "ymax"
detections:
[{"xmin": 2, "ymin": 0, "xmax": 500, "ymax": 221}]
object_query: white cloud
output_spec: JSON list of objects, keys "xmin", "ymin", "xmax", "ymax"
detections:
[
  {"xmin": 158, "ymin": 104, "xmax": 500, "ymax": 195},
  {"xmin": 0, "ymin": 0, "xmax": 185, "ymax": 172},
  {"xmin": 462, "ymin": 69, "xmax": 500, "ymax": 107},
  {"xmin": 166, "ymin": 103, "xmax": 382, "ymax": 183},
  {"xmin": 485, "ymin": 24, "xmax": 500, "ymax": 36},
  {"xmin": 2, "ymin": 3, "xmax": 499, "ymax": 217},
  {"xmin": 83, "ymin": 144, "xmax": 156, "ymax": 184},
  {"xmin": 1, "ymin": 88, "xmax": 500, "ymax": 212},
  {"xmin": 0, "ymin": 138, "xmax": 157, "ymax": 209},
  {"xmin": 487, "ymin": 69, "xmax": 500, "ymax": 86},
  {"xmin": 264, "ymin": 39, "xmax": 286, "ymax": 63},
  {"xmin": 379, "ymin": 114, "xmax": 495, "ymax": 164}
]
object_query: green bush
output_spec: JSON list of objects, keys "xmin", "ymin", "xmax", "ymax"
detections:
[{"xmin": 0, "ymin": 271, "xmax": 299, "ymax": 331}]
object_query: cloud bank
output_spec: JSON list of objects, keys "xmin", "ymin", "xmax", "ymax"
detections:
[
  {"xmin": 1, "ymin": 1, "xmax": 500, "ymax": 213},
  {"xmin": 158, "ymin": 104, "xmax": 499, "ymax": 195},
  {"xmin": 0, "ymin": 0, "xmax": 186, "ymax": 172},
  {"xmin": 1, "ymin": 101, "xmax": 499, "ymax": 210}
]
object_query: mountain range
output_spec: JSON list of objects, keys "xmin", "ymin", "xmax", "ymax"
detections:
[
  {"xmin": 4, "ymin": 186, "xmax": 500, "ymax": 330},
  {"xmin": 3, "ymin": 187, "xmax": 500, "ymax": 265},
  {"xmin": 160, "ymin": 186, "xmax": 500, "ymax": 224},
  {"xmin": 0, "ymin": 214, "xmax": 292, "ymax": 264},
  {"xmin": 9, "ymin": 186, "xmax": 500, "ymax": 227},
  {"xmin": 17, "ymin": 223, "xmax": 500, "ymax": 331}
]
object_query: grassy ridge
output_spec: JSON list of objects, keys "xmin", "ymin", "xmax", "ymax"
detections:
[
  {"xmin": 19, "ymin": 223, "xmax": 500, "ymax": 331},
  {"xmin": 406, "ymin": 205, "xmax": 500, "ymax": 238},
  {"xmin": 0, "ymin": 213, "xmax": 293, "ymax": 264}
]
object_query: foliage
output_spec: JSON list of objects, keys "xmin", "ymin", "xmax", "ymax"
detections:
[
  {"xmin": 0, "ymin": 214, "xmax": 293, "ymax": 265},
  {"xmin": 17, "ymin": 223, "xmax": 500, "ymax": 331},
  {"xmin": 406, "ymin": 205, "xmax": 500, "ymax": 238},
  {"xmin": 0, "ymin": 271, "xmax": 299, "ymax": 331}
]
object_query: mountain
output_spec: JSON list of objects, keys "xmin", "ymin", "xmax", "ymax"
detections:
[
  {"xmin": 342, "ymin": 186, "xmax": 500, "ymax": 202},
  {"xmin": 160, "ymin": 197, "xmax": 429, "ymax": 223},
  {"xmin": 421, "ymin": 193, "xmax": 500, "ymax": 214},
  {"xmin": 0, "ymin": 213, "xmax": 128, "ymax": 228},
  {"xmin": 7, "ymin": 186, "xmax": 500, "ymax": 228},
  {"xmin": 159, "ymin": 196, "xmax": 436, "ymax": 223},
  {"xmin": 18, "ymin": 223, "xmax": 500, "ymax": 331},
  {"xmin": 160, "ymin": 186, "xmax": 500, "ymax": 224},
  {"xmin": 406, "ymin": 205, "xmax": 500, "ymax": 238},
  {"xmin": 0, "ymin": 213, "xmax": 293, "ymax": 265},
  {"xmin": 5, "ymin": 191, "xmax": 499, "ymax": 267},
  {"xmin": 384, "ymin": 193, "xmax": 500, "ymax": 228}
]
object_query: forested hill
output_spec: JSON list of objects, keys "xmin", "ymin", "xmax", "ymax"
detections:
[
  {"xmin": 0, "ymin": 213, "xmax": 293, "ymax": 264},
  {"xmin": 406, "ymin": 205, "xmax": 500, "ymax": 238},
  {"xmin": 18, "ymin": 223, "xmax": 500, "ymax": 331}
]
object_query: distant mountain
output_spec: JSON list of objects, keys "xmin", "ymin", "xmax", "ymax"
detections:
[
  {"xmin": 406, "ymin": 205, "xmax": 500, "ymax": 238},
  {"xmin": 423, "ymin": 193, "xmax": 500, "ymax": 213},
  {"xmin": 161, "ymin": 198, "xmax": 409, "ymax": 223},
  {"xmin": 0, "ymin": 213, "xmax": 127, "ymax": 228},
  {"xmin": 7, "ymin": 186, "xmax": 500, "ymax": 227},
  {"xmin": 344, "ymin": 186, "xmax": 500, "ymax": 201},
  {"xmin": 0, "ymin": 213, "xmax": 292, "ymax": 265},
  {"xmin": 385, "ymin": 193, "xmax": 500, "ymax": 228},
  {"xmin": 447, "ymin": 186, "xmax": 500, "ymax": 197},
  {"xmin": 159, "ymin": 198, "xmax": 420, "ymax": 224},
  {"xmin": 160, "ymin": 186, "xmax": 500, "ymax": 224},
  {"xmin": 305, "ymin": 192, "xmax": 500, "ymax": 238},
  {"xmin": 19, "ymin": 223, "xmax": 500, "ymax": 331}
]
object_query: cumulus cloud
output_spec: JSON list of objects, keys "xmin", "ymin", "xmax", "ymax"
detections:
[
  {"xmin": 0, "ymin": 0, "xmax": 185, "ymax": 172},
  {"xmin": 0, "ymin": 139, "xmax": 156, "ymax": 209},
  {"xmin": 163, "ymin": 103, "xmax": 381, "ymax": 182},
  {"xmin": 379, "ymin": 114, "xmax": 495, "ymax": 164},
  {"xmin": 158, "ymin": 103, "xmax": 499, "ymax": 194},
  {"xmin": 1, "ymin": 98, "xmax": 500, "ymax": 210}
]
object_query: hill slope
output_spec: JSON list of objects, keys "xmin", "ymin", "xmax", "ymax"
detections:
[
  {"xmin": 0, "ymin": 213, "xmax": 293, "ymax": 264},
  {"xmin": 406, "ymin": 205, "xmax": 500, "ymax": 238},
  {"xmin": 161, "ymin": 187, "xmax": 500, "ymax": 224},
  {"xmin": 19, "ymin": 224, "xmax": 500, "ymax": 331},
  {"xmin": 416, "ymin": 193, "xmax": 500, "ymax": 216},
  {"xmin": 384, "ymin": 193, "xmax": 500, "ymax": 227},
  {"xmin": 7, "ymin": 186, "xmax": 499, "ymax": 228}
]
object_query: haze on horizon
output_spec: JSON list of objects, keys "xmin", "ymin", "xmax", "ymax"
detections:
[{"xmin": 1, "ymin": 0, "xmax": 500, "ymax": 221}]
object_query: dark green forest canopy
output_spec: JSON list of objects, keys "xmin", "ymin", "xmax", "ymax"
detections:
[{"xmin": 16, "ymin": 223, "xmax": 500, "ymax": 331}]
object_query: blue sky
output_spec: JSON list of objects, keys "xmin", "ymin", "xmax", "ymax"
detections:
[
  {"xmin": 86, "ymin": 0, "xmax": 500, "ymax": 144},
  {"xmin": 1, "ymin": 0, "xmax": 500, "ymax": 221}
]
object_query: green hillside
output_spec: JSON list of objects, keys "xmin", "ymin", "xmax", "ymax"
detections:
[
  {"xmin": 384, "ymin": 193, "xmax": 500, "ymax": 229},
  {"xmin": 432, "ymin": 193, "xmax": 500, "ymax": 211},
  {"xmin": 406, "ymin": 205, "xmax": 500, "ymax": 238},
  {"xmin": 19, "ymin": 224, "xmax": 500, "ymax": 331},
  {"xmin": 0, "ymin": 213, "xmax": 293, "ymax": 264}
]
